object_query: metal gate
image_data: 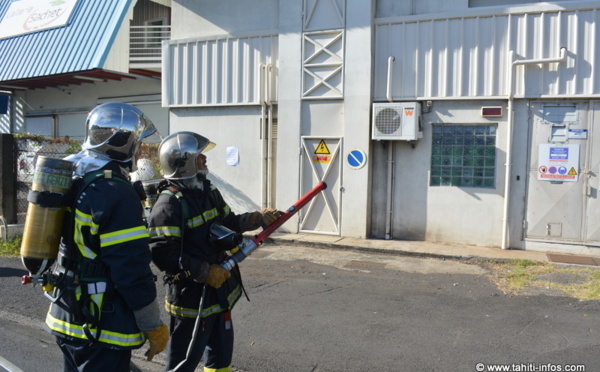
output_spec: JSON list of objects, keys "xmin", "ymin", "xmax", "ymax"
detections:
[
  {"xmin": 525, "ymin": 101, "xmax": 600, "ymax": 246},
  {"xmin": 299, "ymin": 136, "xmax": 342, "ymax": 235}
]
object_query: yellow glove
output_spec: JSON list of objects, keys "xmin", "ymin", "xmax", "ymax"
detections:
[
  {"xmin": 259, "ymin": 208, "xmax": 281, "ymax": 227},
  {"xmin": 144, "ymin": 324, "xmax": 169, "ymax": 361},
  {"xmin": 204, "ymin": 264, "xmax": 231, "ymax": 288}
]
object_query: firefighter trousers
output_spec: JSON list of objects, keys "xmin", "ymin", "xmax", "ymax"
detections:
[
  {"xmin": 56, "ymin": 337, "xmax": 131, "ymax": 372},
  {"xmin": 166, "ymin": 311, "xmax": 234, "ymax": 372}
]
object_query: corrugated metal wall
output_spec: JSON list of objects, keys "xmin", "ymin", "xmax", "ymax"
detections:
[
  {"xmin": 0, "ymin": 0, "xmax": 133, "ymax": 81},
  {"xmin": 374, "ymin": 4, "xmax": 600, "ymax": 101},
  {"xmin": 162, "ymin": 33, "xmax": 278, "ymax": 107}
]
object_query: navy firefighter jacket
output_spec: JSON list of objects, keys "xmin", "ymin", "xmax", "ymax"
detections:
[
  {"xmin": 147, "ymin": 178, "xmax": 256, "ymax": 319},
  {"xmin": 45, "ymin": 162, "xmax": 157, "ymax": 349}
]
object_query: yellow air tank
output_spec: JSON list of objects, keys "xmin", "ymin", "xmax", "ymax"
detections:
[{"xmin": 20, "ymin": 156, "xmax": 73, "ymax": 277}]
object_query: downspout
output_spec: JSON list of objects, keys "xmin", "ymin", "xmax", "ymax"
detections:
[
  {"xmin": 385, "ymin": 56, "xmax": 395, "ymax": 239},
  {"xmin": 260, "ymin": 64, "xmax": 268, "ymax": 209},
  {"xmin": 501, "ymin": 47, "xmax": 567, "ymax": 249},
  {"xmin": 385, "ymin": 142, "xmax": 394, "ymax": 240},
  {"xmin": 266, "ymin": 64, "xmax": 274, "ymax": 208},
  {"xmin": 386, "ymin": 56, "xmax": 395, "ymax": 103}
]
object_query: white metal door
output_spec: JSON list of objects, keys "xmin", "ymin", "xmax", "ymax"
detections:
[
  {"xmin": 525, "ymin": 102, "xmax": 590, "ymax": 243},
  {"xmin": 299, "ymin": 136, "xmax": 341, "ymax": 235}
]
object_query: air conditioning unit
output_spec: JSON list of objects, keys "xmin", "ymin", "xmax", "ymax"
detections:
[{"xmin": 372, "ymin": 102, "xmax": 422, "ymax": 141}]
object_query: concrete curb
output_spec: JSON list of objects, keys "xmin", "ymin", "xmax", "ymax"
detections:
[{"xmin": 266, "ymin": 235, "xmax": 525, "ymax": 265}]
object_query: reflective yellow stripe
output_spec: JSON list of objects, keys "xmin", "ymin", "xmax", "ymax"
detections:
[
  {"xmin": 165, "ymin": 302, "xmax": 201, "ymax": 318},
  {"xmin": 222, "ymin": 205, "xmax": 231, "ymax": 218},
  {"xmin": 149, "ymin": 225, "xmax": 181, "ymax": 237},
  {"xmin": 79, "ymin": 244, "xmax": 97, "ymax": 260},
  {"xmin": 45, "ymin": 312, "xmax": 145, "ymax": 347},
  {"xmin": 204, "ymin": 367, "xmax": 231, "ymax": 372},
  {"xmin": 100, "ymin": 226, "xmax": 149, "ymax": 247},
  {"xmin": 74, "ymin": 209, "xmax": 98, "ymax": 259},
  {"xmin": 164, "ymin": 285, "xmax": 242, "ymax": 318},
  {"xmin": 165, "ymin": 301, "xmax": 226, "ymax": 318},
  {"xmin": 188, "ymin": 214, "xmax": 205, "ymax": 228},
  {"xmin": 187, "ymin": 207, "xmax": 221, "ymax": 229},
  {"xmin": 75, "ymin": 209, "xmax": 99, "ymax": 234}
]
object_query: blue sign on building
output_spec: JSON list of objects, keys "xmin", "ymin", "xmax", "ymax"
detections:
[{"xmin": 347, "ymin": 149, "xmax": 367, "ymax": 169}]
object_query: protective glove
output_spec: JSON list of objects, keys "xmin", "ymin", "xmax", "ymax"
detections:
[
  {"xmin": 258, "ymin": 208, "xmax": 282, "ymax": 227},
  {"xmin": 174, "ymin": 256, "xmax": 210, "ymax": 282},
  {"xmin": 204, "ymin": 264, "xmax": 231, "ymax": 288},
  {"xmin": 133, "ymin": 300, "xmax": 169, "ymax": 361},
  {"xmin": 240, "ymin": 208, "xmax": 282, "ymax": 231},
  {"xmin": 144, "ymin": 324, "xmax": 169, "ymax": 361}
]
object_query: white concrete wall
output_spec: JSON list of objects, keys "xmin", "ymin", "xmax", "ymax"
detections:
[
  {"xmin": 171, "ymin": 0, "xmax": 279, "ymax": 39},
  {"xmin": 274, "ymin": 0, "xmax": 304, "ymax": 231},
  {"xmin": 370, "ymin": 100, "xmax": 524, "ymax": 248},
  {"xmin": 339, "ymin": 0, "xmax": 374, "ymax": 239},
  {"xmin": 168, "ymin": 0, "xmax": 283, "ymax": 219},
  {"xmin": 168, "ymin": 106, "xmax": 265, "ymax": 214},
  {"xmin": 376, "ymin": 0, "xmax": 469, "ymax": 17}
]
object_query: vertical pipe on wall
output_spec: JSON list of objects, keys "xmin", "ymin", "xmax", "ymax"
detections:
[
  {"xmin": 266, "ymin": 64, "xmax": 274, "ymax": 208},
  {"xmin": 501, "ymin": 47, "xmax": 567, "ymax": 249},
  {"xmin": 385, "ymin": 141, "xmax": 394, "ymax": 240},
  {"xmin": 385, "ymin": 55, "xmax": 395, "ymax": 238},
  {"xmin": 260, "ymin": 64, "xmax": 268, "ymax": 209},
  {"xmin": 386, "ymin": 56, "xmax": 395, "ymax": 102}
]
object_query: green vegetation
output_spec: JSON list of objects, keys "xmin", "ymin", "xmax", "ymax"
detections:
[
  {"xmin": 482, "ymin": 258, "xmax": 600, "ymax": 301},
  {"xmin": 0, "ymin": 235, "xmax": 22, "ymax": 257},
  {"xmin": 65, "ymin": 137, "xmax": 82, "ymax": 154},
  {"xmin": 14, "ymin": 132, "xmax": 82, "ymax": 154},
  {"xmin": 13, "ymin": 132, "xmax": 49, "ymax": 143}
]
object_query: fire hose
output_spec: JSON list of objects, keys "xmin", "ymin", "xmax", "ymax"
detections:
[
  {"xmin": 220, "ymin": 181, "xmax": 327, "ymax": 271},
  {"xmin": 173, "ymin": 181, "xmax": 327, "ymax": 371}
]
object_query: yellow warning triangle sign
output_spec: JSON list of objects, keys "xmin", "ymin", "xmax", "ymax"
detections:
[
  {"xmin": 315, "ymin": 140, "xmax": 330, "ymax": 154},
  {"xmin": 568, "ymin": 167, "xmax": 577, "ymax": 175}
]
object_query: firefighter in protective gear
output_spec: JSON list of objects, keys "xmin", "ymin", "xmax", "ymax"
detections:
[
  {"xmin": 147, "ymin": 131, "xmax": 280, "ymax": 372},
  {"xmin": 44, "ymin": 102, "xmax": 169, "ymax": 371}
]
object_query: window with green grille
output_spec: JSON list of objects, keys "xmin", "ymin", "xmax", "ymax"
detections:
[{"xmin": 430, "ymin": 124, "xmax": 497, "ymax": 188}]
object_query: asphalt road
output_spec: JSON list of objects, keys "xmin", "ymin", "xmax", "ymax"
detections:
[{"xmin": 0, "ymin": 244, "xmax": 598, "ymax": 372}]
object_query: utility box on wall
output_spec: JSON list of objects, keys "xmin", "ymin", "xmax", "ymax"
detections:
[{"xmin": 372, "ymin": 102, "xmax": 422, "ymax": 141}]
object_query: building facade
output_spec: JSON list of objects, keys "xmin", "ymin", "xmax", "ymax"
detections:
[{"xmin": 163, "ymin": 0, "xmax": 600, "ymax": 255}]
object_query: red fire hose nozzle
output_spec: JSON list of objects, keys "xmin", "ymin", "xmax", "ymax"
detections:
[{"xmin": 221, "ymin": 181, "xmax": 327, "ymax": 271}]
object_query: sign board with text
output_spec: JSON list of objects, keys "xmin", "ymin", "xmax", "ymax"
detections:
[
  {"xmin": 537, "ymin": 144, "xmax": 579, "ymax": 182},
  {"xmin": 0, "ymin": 0, "xmax": 79, "ymax": 40}
]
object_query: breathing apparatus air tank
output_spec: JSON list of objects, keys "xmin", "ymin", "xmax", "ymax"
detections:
[
  {"xmin": 141, "ymin": 179, "xmax": 161, "ymax": 209},
  {"xmin": 20, "ymin": 156, "xmax": 74, "ymax": 277}
]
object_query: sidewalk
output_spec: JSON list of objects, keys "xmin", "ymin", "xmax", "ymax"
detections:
[{"xmin": 268, "ymin": 232, "xmax": 600, "ymax": 267}]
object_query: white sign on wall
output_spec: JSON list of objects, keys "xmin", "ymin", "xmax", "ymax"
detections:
[
  {"xmin": 0, "ymin": 0, "xmax": 79, "ymax": 40},
  {"xmin": 537, "ymin": 144, "xmax": 579, "ymax": 182}
]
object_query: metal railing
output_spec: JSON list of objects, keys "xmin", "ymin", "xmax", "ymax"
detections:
[{"xmin": 130, "ymin": 25, "xmax": 171, "ymax": 66}]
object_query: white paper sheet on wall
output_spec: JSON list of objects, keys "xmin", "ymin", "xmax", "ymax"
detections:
[{"xmin": 226, "ymin": 146, "xmax": 239, "ymax": 166}]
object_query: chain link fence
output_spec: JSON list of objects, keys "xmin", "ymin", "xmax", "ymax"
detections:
[{"xmin": 15, "ymin": 136, "xmax": 160, "ymax": 224}]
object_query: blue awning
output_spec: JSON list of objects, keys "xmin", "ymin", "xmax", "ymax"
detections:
[{"xmin": 0, "ymin": 0, "xmax": 134, "ymax": 88}]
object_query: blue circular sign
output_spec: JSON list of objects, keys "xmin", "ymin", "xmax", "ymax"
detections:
[{"xmin": 347, "ymin": 149, "xmax": 367, "ymax": 169}]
